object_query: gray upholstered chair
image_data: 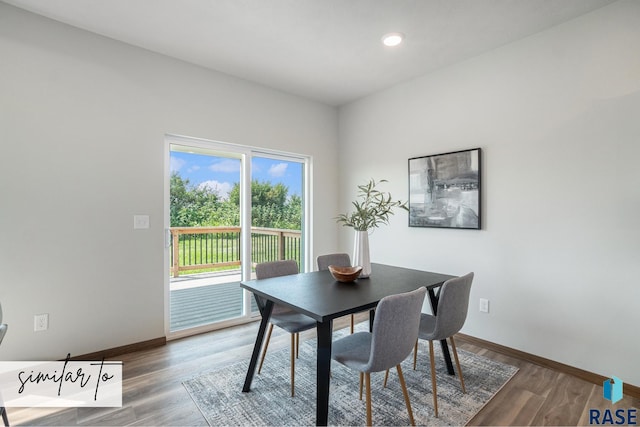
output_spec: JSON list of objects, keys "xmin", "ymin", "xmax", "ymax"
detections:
[
  {"xmin": 414, "ymin": 272, "xmax": 474, "ymax": 417},
  {"xmin": 316, "ymin": 253, "xmax": 350, "ymax": 271},
  {"xmin": 332, "ymin": 287, "xmax": 427, "ymax": 426},
  {"xmin": 1, "ymin": 303, "xmax": 8, "ymax": 427},
  {"xmin": 316, "ymin": 253, "xmax": 357, "ymax": 333},
  {"xmin": 255, "ymin": 260, "xmax": 317, "ymax": 397}
]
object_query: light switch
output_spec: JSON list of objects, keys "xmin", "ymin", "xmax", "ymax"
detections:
[{"xmin": 134, "ymin": 215, "xmax": 150, "ymax": 229}]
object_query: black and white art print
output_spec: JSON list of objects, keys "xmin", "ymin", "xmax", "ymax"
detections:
[{"xmin": 408, "ymin": 148, "xmax": 481, "ymax": 229}]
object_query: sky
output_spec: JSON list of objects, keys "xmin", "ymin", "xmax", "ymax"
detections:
[{"xmin": 170, "ymin": 151, "xmax": 303, "ymax": 199}]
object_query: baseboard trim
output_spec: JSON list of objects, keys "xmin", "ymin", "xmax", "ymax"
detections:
[
  {"xmin": 457, "ymin": 333, "xmax": 640, "ymax": 400},
  {"xmin": 68, "ymin": 336, "xmax": 166, "ymax": 361}
]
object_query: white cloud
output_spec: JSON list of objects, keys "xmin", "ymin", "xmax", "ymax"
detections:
[
  {"xmin": 210, "ymin": 159, "xmax": 240, "ymax": 173},
  {"xmin": 170, "ymin": 157, "xmax": 186, "ymax": 172},
  {"xmin": 198, "ymin": 180, "xmax": 234, "ymax": 200},
  {"xmin": 268, "ymin": 163, "xmax": 288, "ymax": 177},
  {"xmin": 187, "ymin": 165, "xmax": 200, "ymax": 173}
]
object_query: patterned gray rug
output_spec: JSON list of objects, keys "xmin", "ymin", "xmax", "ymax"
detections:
[{"xmin": 183, "ymin": 325, "xmax": 518, "ymax": 426}]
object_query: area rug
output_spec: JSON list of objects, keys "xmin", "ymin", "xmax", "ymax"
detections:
[{"xmin": 183, "ymin": 325, "xmax": 518, "ymax": 426}]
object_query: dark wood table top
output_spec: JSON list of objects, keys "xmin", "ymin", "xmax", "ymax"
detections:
[{"xmin": 240, "ymin": 263, "xmax": 455, "ymax": 323}]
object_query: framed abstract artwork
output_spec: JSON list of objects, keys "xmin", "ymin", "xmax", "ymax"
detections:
[{"xmin": 408, "ymin": 148, "xmax": 481, "ymax": 229}]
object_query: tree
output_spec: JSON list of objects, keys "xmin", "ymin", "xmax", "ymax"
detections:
[
  {"xmin": 228, "ymin": 180, "xmax": 300, "ymax": 230},
  {"xmin": 228, "ymin": 181, "xmax": 288, "ymax": 208},
  {"xmin": 171, "ymin": 175, "xmax": 301, "ymax": 230},
  {"xmin": 170, "ymin": 172, "xmax": 221, "ymax": 227}
]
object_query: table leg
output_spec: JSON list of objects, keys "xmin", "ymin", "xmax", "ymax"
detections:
[
  {"xmin": 427, "ymin": 288, "xmax": 455, "ymax": 375},
  {"xmin": 368, "ymin": 309, "xmax": 375, "ymax": 332},
  {"xmin": 316, "ymin": 319, "xmax": 333, "ymax": 426},
  {"xmin": 242, "ymin": 299, "xmax": 273, "ymax": 392}
]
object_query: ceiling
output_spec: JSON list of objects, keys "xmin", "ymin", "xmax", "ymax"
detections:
[{"xmin": 2, "ymin": 0, "xmax": 615, "ymax": 106}]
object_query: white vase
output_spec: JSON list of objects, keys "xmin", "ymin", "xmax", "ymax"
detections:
[{"xmin": 353, "ymin": 230, "xmax": 371, "ymax": 278}]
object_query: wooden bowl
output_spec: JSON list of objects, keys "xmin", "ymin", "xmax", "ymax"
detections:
[{"xmin": 328, "ymin": 265, "xmax": 362, "ymax": 282}]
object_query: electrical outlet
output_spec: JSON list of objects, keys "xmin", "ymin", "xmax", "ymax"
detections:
[
  {"xmin": 479, "ymin": 298, "xmax": 490, "ymax": 313},
  {"xmin": 34, "ymin": 313, "xmax": 49, "ymax": 331}
]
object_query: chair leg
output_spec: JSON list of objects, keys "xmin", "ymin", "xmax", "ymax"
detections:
[
  {"xmin": 359, "ymin": 372, "xmax": 364, "ymax": 400},
  {"xmin": 365, "ymin": 372, "xmax": 372, "ymax": 426},
  {"xmin": 413, "ymin": 340, "xmax": 418, "ymax": 370},
  {"xmin": 290, "ymin": 333, "xmax": 296, "ymax": 397},
  {"xmin": 1, "ymin": 407, "xmax": 8, "ymax": 427},
  {"xmin": 397, "ymin": 364, "xmax": 415, "ymax": 426},
  {"xmin": 450, "ymin": 336, "xmax": 466, "ymax": 393},
  {"xmin": 429, "ymin": 340, "xmax": 439, "ymax": 417},
  {"xmin": 383, "ymin": 368, "xmax": 389, "ymax": 388},
  {"xmin": 350, "ymin": 314, "xmax": 355, "ymax": 334},
  {"xmin": 258, "ymin": 323, "xmax": 274, "ymax": 374}
]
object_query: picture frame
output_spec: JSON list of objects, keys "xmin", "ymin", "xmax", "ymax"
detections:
[{"xmin": 408, "ymin": 148, "xmax": 481, "ymax": 229}]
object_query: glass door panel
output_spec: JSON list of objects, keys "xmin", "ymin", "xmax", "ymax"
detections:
[
  {"xmin": 249, "ymin": 156, "xmax": 305, "ymax": 314},
  {"xmin": 169, "ymin": 145, "xmax": 244, "ymax": 332}
]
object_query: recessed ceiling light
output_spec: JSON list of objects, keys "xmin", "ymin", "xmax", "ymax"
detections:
[{"xmin": 382, "ymin": 32, "xmax": 404, "ymax": 47}]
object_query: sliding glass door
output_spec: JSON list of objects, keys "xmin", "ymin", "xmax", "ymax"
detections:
[{"xmin": 165, "ymin": 136, "xmax": 309, "ymax": 337}]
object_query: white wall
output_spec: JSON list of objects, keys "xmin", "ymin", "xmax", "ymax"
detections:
[
  {"xmin": 338, "ymin": 0, "xmax": 640, "ymax": 386},
  {"xmin": 0, "ymin": 4, "xmax": 339, "ymax": 360}
]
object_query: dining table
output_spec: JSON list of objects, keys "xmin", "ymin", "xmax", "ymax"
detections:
[{"xmin": 240, "ymin": 262, "xmax": 457, "ymax": 426}]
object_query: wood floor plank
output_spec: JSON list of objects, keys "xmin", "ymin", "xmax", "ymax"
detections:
[
  {"xmin": 77, "ymin": 406, "xmax": 138, "ymax": 426},
  {"xmin": 528, "ymin": 373, "xmax": 591, "ymax": 425},
  {"xmin": 468, "ymin": 385, "xmax": 544, "ymax": 426}
]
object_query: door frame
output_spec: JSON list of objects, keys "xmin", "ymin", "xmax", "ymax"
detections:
[{"xmin": 163, "ymin": 134, "xmax": 312, "ymax": 339}]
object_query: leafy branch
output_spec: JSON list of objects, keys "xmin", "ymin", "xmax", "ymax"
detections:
[{"xmin": 335, "ymin": 179, "xmax": 408, "ymax": 231}]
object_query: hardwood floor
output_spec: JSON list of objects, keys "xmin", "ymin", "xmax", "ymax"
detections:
[
  {"xmin": 8, "ymin": 316, "xmax": 639, "ymax": 426},
  {"xmin": 459, "ymin": 340, "xmax": 640, "ymax": 426}
]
